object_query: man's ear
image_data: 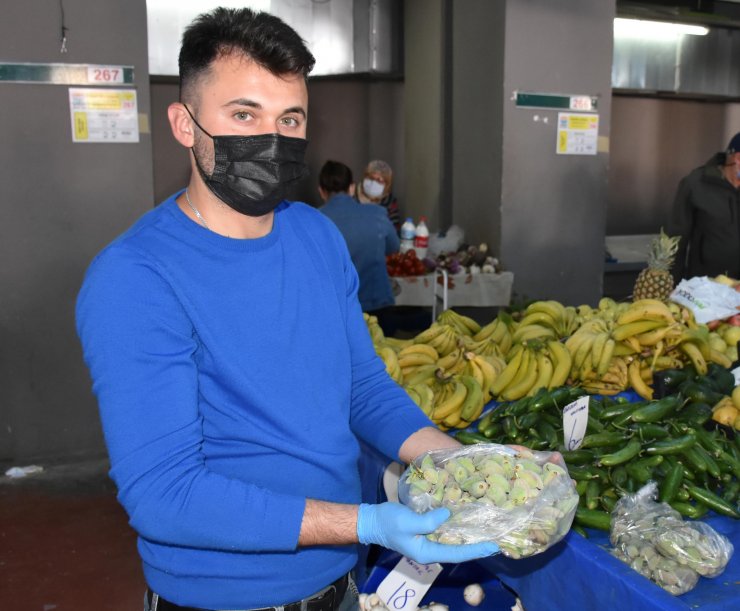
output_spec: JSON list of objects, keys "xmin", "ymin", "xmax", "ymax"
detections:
[
  {"xmin": 349, "ymin": 183, "xmax": 356, "ymax": 197},
  {"xmin": 168, "ymin": 102, "xmax": 195, "ymax": 148},
  {"xmin": 318, "ymin": 186, "xmax": 328, "ymax": 202}
]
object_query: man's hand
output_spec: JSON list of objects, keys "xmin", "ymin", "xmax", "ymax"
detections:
[{"xmin": 357, "ymin": 502, "xmax": 500, "ymax": 565}]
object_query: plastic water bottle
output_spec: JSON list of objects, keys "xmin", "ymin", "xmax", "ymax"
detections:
[
  {"xmin": 414, "ymin": 216, "xmax": 429, "ymax": 259},
  {"xmin": 400, "ymin": 217, "xmax": 416, "ymax": 253}
]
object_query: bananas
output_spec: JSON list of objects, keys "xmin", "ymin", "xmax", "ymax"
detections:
[{"xmin": 365, "ymin": 294, "xmax": 734, "ymax": 427}]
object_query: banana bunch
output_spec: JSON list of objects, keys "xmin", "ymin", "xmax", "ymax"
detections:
[
  {"xmin": 413, "ymin": 323, "xmax": 461, "ymax": 357},
  {"xmin": 395, "ymin": 343, "xmax": 440, "ymax": 378},
  {"xmin": 489, "ymin": 341, "xmax": 570, "ymax": 401},
  {"xmin": 471, "ymin": 316, "xmax": 513, "ymax": 355},
  {"xmin": 376, "ymin": 345, "xmax": 404, "ymax": 385},
  {"xmin": 427, "ymin": 373, "xmax": 487, "ymax": 430},
  {"xmin": 363, "ymin": 312, "xmax": 386, "ymax": 345},
  {"xmin": 564, "ymin": 318, "xmax": 617, "ymax": 382},
  {"xmin": 460, "ymin": 334, "xmax": 506, "ymax": 360},
  {"xmin": 436, "ymin": 309, "xmax": 481, "ymax": 337},
  {"xmin": 581, "ymin": 355, "xmax": 629, "ymax": 396},
  {"xmin": 515, "ymin": 300, "xmax": 580, "ymax": 340}
]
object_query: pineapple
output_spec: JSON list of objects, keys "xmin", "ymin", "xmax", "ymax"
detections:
[{"xmin": 632, "ymin": 229, "xmax": 680, "ymax": 302}]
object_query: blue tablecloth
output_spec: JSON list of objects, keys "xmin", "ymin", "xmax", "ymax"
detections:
[{"xmin": 357, "ymin": 397, "xmax": 740, "ymax": 610}]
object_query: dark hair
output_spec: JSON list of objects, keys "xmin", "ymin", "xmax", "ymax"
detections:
[
  {"xmin": 319, "ymin": 160, "xmax": 354, "ymax": 194},
  {"xmin": 179, "ymin": 7, "xmax": 315, "ymax": 103}
]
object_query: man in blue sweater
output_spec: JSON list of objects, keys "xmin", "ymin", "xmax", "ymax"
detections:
[
  {"xmin": 318, "ymin": 160, "xmax": 399, "ymax": 316},
  {"xmin": 76, "ymin": 7, "xmax": 498, "ymax": 611}
]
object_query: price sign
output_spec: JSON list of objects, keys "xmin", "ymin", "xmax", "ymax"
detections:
[
  {"xmin": 731, "ymin": 365, "xmax": 740, "ymax": 386},
  {"xmin": 563, "ymin": 395, "xmax": 590, "ymax": 450},
  {"xmin": 87, "ymin": 64, "xmax": 124, "ymax": 84},
  {"xmin": 569, "ymin": 95, "xmax": 596, "ymax": 111},
  {"xmin": 376, "ymin": 556, "xmax": 442, "ymax": 610}
]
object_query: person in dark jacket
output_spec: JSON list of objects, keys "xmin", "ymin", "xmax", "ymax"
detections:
[{"xmin": 669, "ymin": 132, "xmax": 740, "ymax": 280}]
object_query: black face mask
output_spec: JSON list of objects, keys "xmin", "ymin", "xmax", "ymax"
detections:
[{"xmin": 185, "ymin": 106, "xmax": 308, "ymax": 217}]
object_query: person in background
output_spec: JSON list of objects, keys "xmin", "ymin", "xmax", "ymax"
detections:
[
  {"xmin": 356, "ymin": 159, "xmax": 401, "ymax": 232},
  {"xmin": 76, "ymin": 8, "xmax": 499, "ymax": 611},
  {"xmin": 669, "ymin": 131, "xmax": 740, "ymax": 281},
  {"xmin": 319, "ymin": 160, "xmax": 400, "ymax": 320}
]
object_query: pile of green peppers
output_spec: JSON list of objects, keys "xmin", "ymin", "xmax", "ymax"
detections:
[{"xmin": 454, "ymin": 363, "xmax": 740, "ymax": 532}]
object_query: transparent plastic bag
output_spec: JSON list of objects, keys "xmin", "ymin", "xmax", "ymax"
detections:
[
  {"xmin": 398, "ymin": 444, "xmax": 578, "ymax": 559},
  {"xmin": 609, "ymin": 482, "xmax": 733, "ymax": 595}
]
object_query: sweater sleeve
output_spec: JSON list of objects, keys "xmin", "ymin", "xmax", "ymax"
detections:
[
  {"xmin": 76, "ymin": 246, "xmax": 305, "ymax": 553},
  {"xmin": 667, "ymin": 175, "xmax": 694, "ymax": 281}
]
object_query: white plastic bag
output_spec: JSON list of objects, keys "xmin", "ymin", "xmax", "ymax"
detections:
[
  {"xmin": 670, "ymin": 276, "xmax": 740, "ymax": 324},
  {"xmin": 398, "ymin": 444, "xmax": 578, "ymax": 559},
  {"xmin": 427, "ymin": 225, "xmax": 465, "ymax": 260}
]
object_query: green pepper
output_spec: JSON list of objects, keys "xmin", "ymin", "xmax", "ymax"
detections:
[
  {"xmin": 585, "ymin": 480, "xmax": 601, "ymax": 510},
  {"xmin": 693, "ymin": 427, "xmax": 724, "ymax": 458},
  {"xmin": 645, "ymin": 432, "xmax": 696, "ymax": 455},
  {"xmin": 502, "ymin": 415, "xmax": 518, "ymax": 439},
  {"xmin": 681, "ymin": 446, "xmax": 708, "ymax": 473},
  {"xmin": 575, "ymin": 479, "xmax": 589, "ymax": 496},
  {"xmin": 599, "ymin": 437, "xmax": 642, "ymax": 467},
  {"xmin": 630, "ymin": 395, "xmax": 681, "ymax": 423},
  {"xmin": 571, "ymin": 524, "xmax": 588, "ymax": 538},
  {"xmin": 535, "ymin": 421, "xmax": 559, "ymax": 448},
  {"xmin": 516, "ymin": 411, "xmax": 541, "ymax": 430},
  {"xmin": 658, "ymin": 462, "xmax": 684, "ymax": 503},
  {"xmin": 723, "ymin": 480, "xmax": 740, "ymax": 504},
  {"xmin": 453, "ymin": 430, "xmax": 490, "ymax": 445},
  {"xmin": 626, "ymin": 456, "xmax": 663, "ymax": 484},
  {"xmin": 600, "ymin": 493, "xmax": 617, "ymax": 513},
  {"xmin": 508, "ymin": 396, "xmax": 533, "ymax": 416},
  {"xmin": 692, "ymin": 444, "xmax": 721, "ymax": 479},
  {"xmin": 670, "ymin": 501, "xmax": 709, "ymax": 519},
  {"xmin": 481, "ymin": 421, "xmax": 503, "ymax": 439},
  {"xmin": 609, "ymin": 465, "xmax": 629, "ymax": 488},
  {"xmin": 628, "ymin": 423, "xmax": 670, "ymax": 442},
  {"xmin": 676, "ymin": 402, "xmax": 713, "ymax": 427},
  {"xmin": 586, "ymin": 415, "xmax": 605, "ymax": 433},
  {"xmin": 718, "ymin": 450, "xmax": 740, "ymax": 479},
  {"xmin": 600, "ymin": 401, "xmax": 647, "ymax": 421},
  {"xmin": 707, "ymin": 362, "xmax": 736, "ymax": 395},
  {"xmin": 574, "ymin": 507, "xmax": 611, "ymax": 531},
  {"xmin": 581, "ymin": 431, "xmax": 627, "ymax": 449},
  {"xmin": 685, "ymin": 483, "xmax": 740, "ymax": 518},
  {"xmin": 561, "ymin": 449, "xmax": 596, "ymax": 466}
]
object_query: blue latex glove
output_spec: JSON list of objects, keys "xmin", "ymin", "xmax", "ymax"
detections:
[{"xmin": 357, "ymin": 502, "xmax": 500, "ymax": 565}]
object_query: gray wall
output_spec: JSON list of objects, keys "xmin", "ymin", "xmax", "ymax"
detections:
[{"xmin": 1, "ymin": 0, "xmax": 153, "ymax": 465}]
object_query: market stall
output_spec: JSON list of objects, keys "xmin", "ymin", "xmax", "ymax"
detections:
[
  {"xmin": 393, "ymin": 270, "xmax": 514, "ymax": 314},
  {"xmin": 360, "ymin": 281, "xmax": 740, "ymax": 609}
]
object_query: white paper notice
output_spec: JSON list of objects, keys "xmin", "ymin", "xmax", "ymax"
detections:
[
  {"xmin": 563, "ymin": 395, "xmax": 590, "ymax": 450},
  {"xmin": 556, "ymin": 112, "xmax": 599, "ymax": 155},
  {"xmin": 376, "ymin": 556, "xmax": 443, "ymax": 610},
  {"xmin": 69, "ymin": 88, "xmax": 139, "ymax": 143}
]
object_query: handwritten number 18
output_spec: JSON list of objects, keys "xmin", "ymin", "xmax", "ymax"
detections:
[{"xmin": 386, "ymin": 581, "xmax": 417, "ymax": 609}]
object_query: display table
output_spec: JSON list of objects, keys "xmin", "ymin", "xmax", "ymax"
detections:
[
  {"xmin": 357, "ymin": 404, "xmax": 740, "ymax": 610},
  {"xmin": 393, "ymin": 270, "xmax": 514, "ymax": 314},
  {"xmin": 483, "ymin": 515, "xmax": 739, "ymax": 611}
]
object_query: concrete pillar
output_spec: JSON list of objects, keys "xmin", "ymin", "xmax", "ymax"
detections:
[{"xmin": 407, "ymin": 0, "xmax": 615, "ymax": 305}]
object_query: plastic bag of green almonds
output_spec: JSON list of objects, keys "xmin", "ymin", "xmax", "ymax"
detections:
[
  {"xmin": 398, "ymin": 444, "xmax": 578, "ymax": 559},
  {"xmin": 609, "ymin": 482, "xmax": 733, "ymax": 594}
]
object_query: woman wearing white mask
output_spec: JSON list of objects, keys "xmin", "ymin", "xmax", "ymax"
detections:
[{"xmin": 357, "ymin": 159, "xmax": 401, "ymax": 232}]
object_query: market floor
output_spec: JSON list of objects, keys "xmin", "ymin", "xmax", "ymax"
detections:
[{"xmin": 0, "ymin": 458, "xmax": 145, "ymax": 611}]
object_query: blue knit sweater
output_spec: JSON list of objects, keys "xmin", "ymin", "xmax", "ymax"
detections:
[{"xmin": 76, "ymin": 193, "xmax": 432, "ymax": 609}]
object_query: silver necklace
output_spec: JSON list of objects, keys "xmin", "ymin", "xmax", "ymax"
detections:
[{"xmin": 185, "ymin": 190, "xmax": 209, "ymax": 229}]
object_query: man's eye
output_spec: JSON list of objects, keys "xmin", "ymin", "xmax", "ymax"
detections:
[
  {"xmin": 234, "ymin": 111, "xmax": 252, "ymax": 121},
  {"xmin": 281, "ymin": 116, "xmax": 299, "ymax": 127}
]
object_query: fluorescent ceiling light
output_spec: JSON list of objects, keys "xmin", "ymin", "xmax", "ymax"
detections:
[{"xmin": 614, "ymin": 17, "xmax": 709, "ymax": 40}]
